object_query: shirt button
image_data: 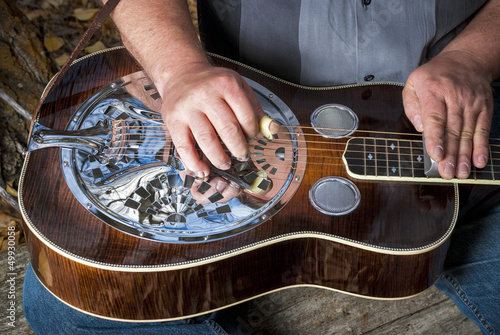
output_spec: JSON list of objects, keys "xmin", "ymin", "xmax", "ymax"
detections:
[{"xmin": 364, "ymin": 74, "xmax": 374, "ymax": 81}]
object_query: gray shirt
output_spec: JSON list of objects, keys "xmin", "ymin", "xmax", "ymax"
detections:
[{"xmin": 204, "ymin": 0, "xmax": 487, "ymax": 86}]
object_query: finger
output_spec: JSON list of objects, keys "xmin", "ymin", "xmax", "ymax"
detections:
[
  {"xmin": 437, "ymin": 102, "xmax": 462, "ymax": 180},
  {"xmin": 202, "ymin": 99, "xmax": 249, "ymax": 163},
  {"xmin": 455, "ymin": 118, "xmax": 474, "ymax": 179},
  {"xmin": 191, "ymin": 113, "xmax": 233, "ymax": 170},
  {"xmin": 189, "ymin": 177, "xmax": 240, "ymax": 204},
  {"xmin": 402, "ymin": 84, "xmax": 424, "ymax": 132},
  {"xmin": 168, "ymin": 120, "xmax": 210, "ymax": 178},
  {"xmin": 219, "ymin": 180, "xmax": 241, "ymax": 200},
  {"xmin": 418, "ymin": 93, "xmax": 448, "ymax": 163},
  {"xmin": 472, "ymin": 101, "xmax": 493, "ymax": 169},
  {"xmin": 236, "ymin": 79, "xmax": 266, "ymax": 137},
  {"xmin": 213, "ymin": 78, "xmax": 264, "ymax": 160}
]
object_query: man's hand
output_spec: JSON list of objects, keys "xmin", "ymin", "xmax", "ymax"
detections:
[
  {"xmin": 158, "ymin": 62, "xmax": 265, "ymax": 179},
  {"xmin": 107, "ymin": 0, "xmax": 264, "ymax": 179},
  {"xmin": 403, "ymin": 50, "xmax": 493, "ymax": 179}
]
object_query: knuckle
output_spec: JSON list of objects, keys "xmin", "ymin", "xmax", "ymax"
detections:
[
  {"xmin": 166, "ymin": 119, "xmax": 184, "ymax": 132},
  {"xmin": 446, "ymin": 128, "xmax": 461, "ymax": 141},
  {"xmin": 196, "ymin": 130, "xmax": 219, "ymax": 145},
  {"xmin": 238, "ymin": 109, "xmax": 258, "ymax": 126},
  {"xmin": 174, "ymin": 144, "xmax": 197, "ymax": 165},
  {"xmin": 475, "ymin": 127, "xmax": 490, "ymax": 138},
  {"xmin": 425, "ymin": 112, "xmax": 446, "ymax": 126},
  {"xmin": 219, "ymin": 122, "xmax": 241, "ymax": 139},
  {"xmin": 214, "ymin": 72, "xmax": 239, "ymax": 92},
  {"xmin": 460, "ymin": 129, "xmax": 474, "ymax": 141}
]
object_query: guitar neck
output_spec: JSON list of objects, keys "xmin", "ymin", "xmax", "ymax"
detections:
[{"xmin": 343, "ymin": 137, "xmax": 500, "ymax": 185}]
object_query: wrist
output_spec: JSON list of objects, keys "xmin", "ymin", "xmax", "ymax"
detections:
[
  {"xmin": 435, "ymin": 49, "xmax": 494, "ymax": 82},
  {"xmin": 151, "ymin": 57, "xmax": 212, "ymax": 96}
]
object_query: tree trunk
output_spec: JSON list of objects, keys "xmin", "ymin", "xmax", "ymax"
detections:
[
  {"xmin": 0, "ymin": 0, "xmax": 55, "ymax": 193},
  {"xmin": 0, "ymin": 0, "xmax": 55, "ymax": 249}
]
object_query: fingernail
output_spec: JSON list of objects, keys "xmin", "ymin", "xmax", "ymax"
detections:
[
  {"xmin": 433, "ymin": 146, "xmax": 444, "ymax": 160},
  {"xmin": 457, "ymin": 162, "xmax": 470, "ymax": 177},
  {"xmin": 269, "ymin": 120, "xmax": 281, "ymax": 133},
  {"xmin": 411, "ymin": 115, "xmax": 423, "ymax": 132},
  {"xmin": 195, "ymin": 171, "xmax": 207, "ymax": 180},
  {"xmin": 237, "ymin": 153, "xmax": 250, "ymax": 162},
  {"xmin": 218, "ymin": 162, "xmax": 231, "ymax": 170},
  {"xmin": 477, "ymin": 155, "xmax": 488, "ymax": 163},
  {"xmin": 444, "ymin": 162, "xmax": 455, "ymax": 177},
  {"xmin": 216, "ymin": 180, "xmax": 227, "ymax": 193}
]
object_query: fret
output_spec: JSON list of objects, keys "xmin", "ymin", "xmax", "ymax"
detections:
[
  {"xmin": 473, "ymin": 164, "xmax": 490, "ymax": 180},
  {"xmin": 411, "ymin": 140, "xmax": 426, "ymax": 178},
  {"xmin": 365, "ymin": 138, "xmax": 376, "ymax": 177},
  {"xmin": 376, "ymin": 139, "xmax": 388, "ymax": 177},
  {"xmin": 399, "ymin": 140, "xmax": 413, "ymax": 177},
  {"xmin": 386, "ymin": 140, "xmax": 401, "ymax": 177},
  {"xmin": 492, "ymin": 145, "xmax": 500, "ymax": 180},
  {"xmin": 490, "ymin": 145, "xmax": 495, "ymax": 180}
]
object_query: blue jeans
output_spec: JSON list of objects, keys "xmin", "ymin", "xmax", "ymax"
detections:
[
  {"xmin": 435, "ymin": 200, "xmax": 500, "ymax": 335},
  {"xmin": 434, "ymin": 83, "xmax": 500, "ymax": 335},
  {"xmin": 23, "ymin": 264, "xmax": 228, "ymax": 335}
]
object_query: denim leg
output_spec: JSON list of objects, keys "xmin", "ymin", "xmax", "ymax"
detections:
[
  {"xmin": 23, "ymin": 264, "xmax": 228, "ymax": 335},
  {"xmin": 435, "ymin": 83, "xmax": 500, "ymax": 334},
  {"xmin": 435, "ymin": 201, "xmax": 500, "ymax": 334}
]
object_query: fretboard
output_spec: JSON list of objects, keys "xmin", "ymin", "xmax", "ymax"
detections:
[{"xmin": 342, "ymin": 137, "xmax": 500, "ymax": 184}]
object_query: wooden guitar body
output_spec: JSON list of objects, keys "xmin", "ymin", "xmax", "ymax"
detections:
[{"xmin": 20, "ymin": 48, "xmax": 459, "ymax": 321}]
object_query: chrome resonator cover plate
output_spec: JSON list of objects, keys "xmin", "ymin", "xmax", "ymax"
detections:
[{"xmin": 57, "ymin": 72, "xmax": 306, "ymax": 243}]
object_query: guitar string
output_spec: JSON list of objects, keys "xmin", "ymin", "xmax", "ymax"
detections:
[
  {"xmin": 114, "ymin": 119, "xmax": 500, "ymax": 142},
  {"xmin": 98, "ymin": 144, "xmax": 500, "ymax": 184},
  {"xmin": 105, "ymin": 129, "xmax": 500, "ymax": 159},
  {"xmin": 94, "ymin": 147, "xmax": 498, "ymax": 184},
  {"xmin": 89, "ymin": 120, "xmax": 500, "ymax": 181},
  {"xmin": 118, "ymin": 122, "xmax": 421, "ymax": 138},
  {"xmin": 109, "ymin": 130, "xmax": 500, "ymax": 155},
  {"xmin": 102, "ymin": 140, "xmax": 500, "ymax": 171},
  {"xmin": 104, "ymin": 141, "xmax": 500, "ymax": 167}
]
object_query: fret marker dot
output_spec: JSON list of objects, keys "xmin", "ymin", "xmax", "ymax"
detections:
[
  {"xmin": 417, "ymin": 156, "xmax": 422, "ymax": 162},
  {"xmin": 368, "ymin": 154, "xmax": 373, "ymax": 160},
  {"xmin": 390, "ymin": 143, "xmax": 396, "ymax": 150},
  {"xmin": 391, "ymin": 167, "xmax": 397, "ymax": 174}
]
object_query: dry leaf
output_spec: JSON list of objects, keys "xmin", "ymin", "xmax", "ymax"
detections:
[
  {"xmin": 25, "ymin": 9, "xmax": 47, "ymax": 21},
  {"xmin": 42, "ymin": 0, "xmax": 64, "ymax": 9},
  {"xmin": 0, "ymin": 210, "xmax": 24, "ymax": 252},
  {"xmin": 74, "ymin": 8, "xmax": 100, "ymax": 21},
  {"xmin": 6, "ymin": 179, "xmax": 18, "ymax": 198},
  {"xmin": 85, "ymin": 41, "xmax": 107, "ymax": 54},
  {"xmin": 55, "ymin": 53, "xmax": 70, "ymax": 67},
  {"xmin": 1, "ymin": 238, "xmax": 7, "ymax": 253},
  {"xmin": 44, "ymin": 35, "xmax": 65, "ymax": 52}
]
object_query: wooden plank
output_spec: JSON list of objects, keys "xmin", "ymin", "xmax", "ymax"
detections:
[
  {"xmin": 0, "ymin": 245, "xmax": 480, "ymax": 334},
  {"xmin": 219, "ymin": 286, "xmax": 481, "ymax": 334}
]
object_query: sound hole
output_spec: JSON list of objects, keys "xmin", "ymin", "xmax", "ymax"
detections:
[
  {"xmin": 309, "ymin": 177, "xmax": 360, "ymax": 216},
  {"xmin": 310, "ymin": 104, "xmax": 359, "ymax": 138}
]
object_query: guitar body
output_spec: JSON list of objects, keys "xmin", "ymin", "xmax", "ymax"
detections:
[{"xmin": 20, "ymin": 48, "xmax": 459, "ymax": 321}]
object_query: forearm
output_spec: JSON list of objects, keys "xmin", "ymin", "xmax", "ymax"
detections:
[
  {"xmin": 440, "ymin": 0, "xmax": 500, "ymax": 80},
  {"xmin": 104, "ymin": 0, "xmax": 209, "ymax": 92},
  {"xmin": 102, "ymin": 0, "xmax": 262, "ymax": 176}
]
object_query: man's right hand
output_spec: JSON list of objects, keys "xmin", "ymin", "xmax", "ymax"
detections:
[{"xmin": 157, "ymin": 62, "xmax": 265, "ymax": 179}]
